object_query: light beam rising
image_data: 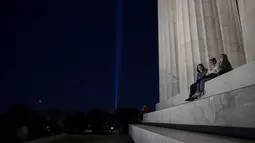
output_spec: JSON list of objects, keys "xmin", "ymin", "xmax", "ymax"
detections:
[{"xmin": 114, "ymin": 0, "xmax": 123, "ymax": 110}]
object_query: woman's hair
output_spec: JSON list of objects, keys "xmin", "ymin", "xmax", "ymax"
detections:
[
  {"xmin": 196, "ymin": 64, "xmax": 205, "ymax": 73},
  {"xmin": 209, "ymin": 58, "xmax": 217, "ymax": 65},
  {"xmin": 219, "ymin": 54, "xmax": 233, "ymax": 71}
]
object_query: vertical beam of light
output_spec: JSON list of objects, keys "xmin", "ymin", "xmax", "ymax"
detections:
[{"xmin": 114, "ymin": 0, "xmax": 123, "ymax": 110}]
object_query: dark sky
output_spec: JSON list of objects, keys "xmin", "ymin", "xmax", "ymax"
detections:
[{"xmin": 0, "ymin": 0, "xmax": 158, "ymax": 113}]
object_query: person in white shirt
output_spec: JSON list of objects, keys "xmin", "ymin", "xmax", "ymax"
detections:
[
  {"xmin": 206, "ymin": 59, "xmax": 219, "ymax": 75},
  {"xmin": 193, "ymin": 58, "xmax": 219, "ymax": 98}
]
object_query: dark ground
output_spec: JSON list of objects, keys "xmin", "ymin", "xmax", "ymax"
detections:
[{"xmin": 51, "ymin": 135, "xmax": 134, "ymax": 143}]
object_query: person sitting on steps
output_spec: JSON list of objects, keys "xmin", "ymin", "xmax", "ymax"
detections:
[
  {"xmin": 185, "ymin": 64, "xmax": 208, "ymax": 101},
  {"xmin": 218, "ymin": 54, "xmax": 233, "ymax": 75},
  {"xmin": 192, "ymin": 54, "xmax": 233, "ymax": 99},
  {"xmin": 192, "ymin": 58, "xmax": 219, "ymax": 99}
]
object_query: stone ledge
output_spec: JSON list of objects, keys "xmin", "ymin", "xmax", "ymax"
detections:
[
  {"xmin": 144, "ymin": 85, "xmax": 255, "ymax": 128},
  {"xmin": 156, "ymin": 61, "xmax": 255, "ymax": 110},
  {"xmin": 129, "ymin": 125, "xmax": 253, "ymax": 143},
  {"xmin": 205, "ymin": 61, "xmax": 255, "ymax": 98}
]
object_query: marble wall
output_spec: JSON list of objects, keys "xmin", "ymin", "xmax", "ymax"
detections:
[{"xmin": 158, "ymin": 0, "xmax": 255, "ymax": 106}]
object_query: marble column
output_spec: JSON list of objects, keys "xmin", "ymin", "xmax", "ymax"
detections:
[
  {"xmin": 168, "ymin": 0, "xmax": 180, "ymax": 96},
  {"xmin": 182, "ymin": 0, "xmax": 195, "ymax": 86},
  {"xmin": 216, "ymin": 0, "xmax": 246, "ymax": 68},
  {"xmin": 158, "ymin": 0, "xmax": 167, "ymax": 102},
  {"xmin": 194, "ymin": 0, "xmax": 209, "ymax": 67},
  {"xmin": 237, "ymin": 0, "xmax": 255, "ymax": 63},
  {"xmin": 201, "ymin": 0, "xmax": 224, "ymax": 61},
  {"xmin": 188, "ymin": 0, "xmax": 201, "ymax": 78},
  {"xmin": 157, "ymin": 0, "xmax": 163, "ymax": 102},
  {"xmin": 163, "ymin": 0, "xmax": 173, "ymax": 99},
  {"xmin": 176, "ymin": 0, "xmax": 188, "ymax": 94}
]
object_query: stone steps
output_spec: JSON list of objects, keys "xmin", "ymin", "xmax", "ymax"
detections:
[
  {"xmin": 134, "ymin": 59, "xmax": 255, "ymax": 143},
  {"xmin": 129, "ymin": 125, "xmax": 254, "ymax": 143},
  {"xmin": 143, "ymin": 62, "xmax": 255, "ymax": 129},
  {"xmin": 142, "ymin": 122, "xmax": 255, "ymax": 140},
  {"xmin": 144, "ymin": 84, "xmax": 255, "ymax": 128},
  {"xmin": 156, "ymin": 61, "xmax": 255, "ymax": 110}
]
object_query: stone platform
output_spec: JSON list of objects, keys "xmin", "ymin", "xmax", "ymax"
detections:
[
  {"xmin": 144, "ymin": 62, "xmax": 255, "ymax": 128},
  {"xmin": 145, "ymin": 85, "xmax": 255, "ymax": 128},
  {"xmin": 156, "ymin": 61, "xmax": 255, "ymax": 110},
  {"xmin": 129, "ymin": 125, "xmax": 253, "ymax": 143}
]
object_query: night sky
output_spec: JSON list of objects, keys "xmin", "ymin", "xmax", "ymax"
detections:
[{"xmin": 0, "ymin": 0, "xmax": 158, "ymax": 113}]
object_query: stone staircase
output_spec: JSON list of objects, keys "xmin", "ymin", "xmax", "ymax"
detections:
[
  {"xmin": 129, "ymin": 125, "xmax": 254, "ymax": 143},
  {"xmin": 129, "ymin": 62, "xmax": 255, "ymax": 142}
]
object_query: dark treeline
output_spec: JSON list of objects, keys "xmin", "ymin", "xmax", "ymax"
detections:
[{"xmin": 0, "ymin": 104, "xmax": 141, "ymax": 142}]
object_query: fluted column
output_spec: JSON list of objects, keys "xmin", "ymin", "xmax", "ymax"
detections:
[
  {"xmin": 168, "ymin": 0, "xmax": 179, "ymax": 96},
  {"xmin": 158, "ymin": 0, "xmax": 167, "ymax": 102},
  {"xmin": 237, "ymin": 0, "xmax": 255, "ymax": 63},
  {"xmin": 188, "ymin": 0, "xmax": 201, "ymax": 77},
  {"xmin": 194, "ymin": 0, "xmax": 209, "ymax": 67},
  {"xmin": 163, "ymin": 0, "xmax": 173, "ymax": 99},
  {"xmin": 176, "ymin": 0, "xmax": 188, "ymax": 94},
  {"xmin": 202, "ymin": 0, "xmax": 224, "ymax": 61},
  {"xmin": 157, "ymin": 0, "xmax": 163, "ymax": 102},
  {"xmin": 216, "ymin": 0, "xmax": 246, "ymax": 68},
  {"xmin": 182, "ymin": 0, "xmax": 195, "ymax": 86}
]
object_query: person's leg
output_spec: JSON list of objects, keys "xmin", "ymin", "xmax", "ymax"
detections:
[
  {"xmin": 186, "ymin": 83, "xmax": 197, "ymax": 101},
  {"xmin": 200, "ymin": 77, "xmax": 212, "ymax": 93},
  {"xmin": 199, "ymin": 79, "xmax": 205, "ymax": 93},
  {"xmin": 189, "ymin": 83, "xmax": 197, "ymax": 98}
]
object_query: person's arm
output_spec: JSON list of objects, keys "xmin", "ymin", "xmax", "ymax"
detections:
[
  {"xmin": 215, "ymin": 65, "xmax": 222, "ymax": 75},
  {"xmin": 206, "ymin": 70, "xmax": 210, "ymax": 76}
]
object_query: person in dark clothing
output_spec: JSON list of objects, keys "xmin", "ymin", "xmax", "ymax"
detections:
[
  {"xmin": 185, "ymin": 64, "xmax": 207, "ymax": 101},
  {"xmin": 194, "ymin": 58, "xmax": 219, "ymax": 98},
  {"xmin": 138, "ymin": 105, "xmax": 149, "ymax": 122},
  {"xmin": 218, "ymin": 54, "xmax": 233, "ymax": 75}
]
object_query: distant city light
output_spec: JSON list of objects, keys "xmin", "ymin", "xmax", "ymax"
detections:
[
  {"xmin": 111, "ymin": 127, "xmax": 114, "ymax": 130},
  {"xmin": 38, "ymin": 100, "xmax": 42, "ymax": 103}
]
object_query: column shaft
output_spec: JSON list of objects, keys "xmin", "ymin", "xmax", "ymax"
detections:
[
  {"xmin": 169, "ymin": 0, "xmax": 179, "ymax": 96},
  {"xmin": 216, "ymin": 0, "xmax": 246, "ymax": 68},
  {"xmin": 194, "ymin": 0, "xmax": 209, "ymax": 67},
  {"xmin": 163, "ymin": 0, "xmax": 173, "ymax": 99},
  {"xmin": 158, "ymin": 0, "xmax": 167, "ymax": 102},
  {"xmin": 182, "ymin": 0, "xmax": 195, "ymax": 86},
  {"xmin": 158, "ymin": 0, "xmax": 167, "ymax": 101},
  {"xmin": 237, "ymin": 0, "xmax": 255, "ymax": 63},
  {"xmin": 188, "ymin": 0, "xmax": 201, "ymax": 78},
  {"xmin": 202, "ymin": 0, "xmax": 224, "ymax": 61},
  {"xmin": 176, "ymin": 0, "xmax": 188, "ymax": 94}
]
